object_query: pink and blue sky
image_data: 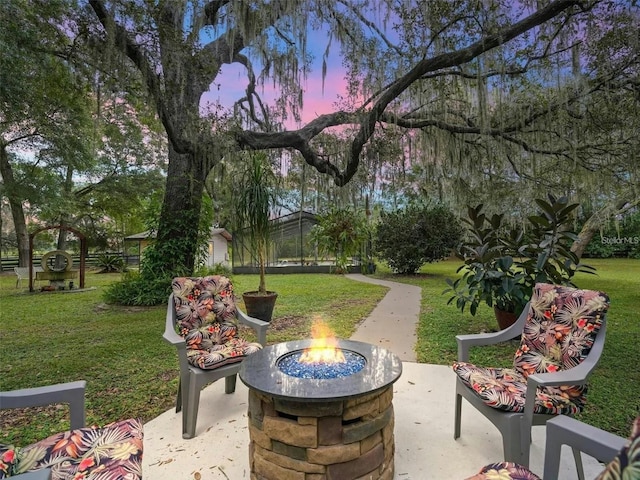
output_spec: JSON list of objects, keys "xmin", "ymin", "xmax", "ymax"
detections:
[{"xmin": 201, "ymin": 30, "xmax": 350, "ymax": 127}]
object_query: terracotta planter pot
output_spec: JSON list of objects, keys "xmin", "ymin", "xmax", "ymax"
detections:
[
  {"xmin": 493, "ymin": 307, "xmax": 519, "ymax": 331},
  {"xmin": 242, "ymin": 291, "xmax": 278, "ymax": 322}
]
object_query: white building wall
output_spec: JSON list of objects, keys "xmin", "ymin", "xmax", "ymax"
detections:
[{"xmin": 208, "ymin": 234, "xmax": 230, "ymax": 267}]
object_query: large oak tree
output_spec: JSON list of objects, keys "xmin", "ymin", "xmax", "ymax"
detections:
[
  {"xmin": 9, "ymin": 0, "xmax": 638, "ymax": 274},
  {"xmin": 74, "ymin": 0, "xmax": 636, "ymax": 273}
]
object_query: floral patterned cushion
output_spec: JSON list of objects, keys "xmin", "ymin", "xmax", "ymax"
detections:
[
  {"xmin": 0, "ymin": 418, "xmax": 143, "ymax": 479},
  {"xmin": 453, "ymin": 284, "xmax": 609, "ymax": 414},
  {"xmin": 464, "ymin": 461, "xmax": 542, "ymax": 480},
  {"xmin": 595, "ymin": 416, "xmax": 640, "ymax": 480},
  {"xmin": 172, "ymin": 276, "xmax": 262, "ymax": 370}
]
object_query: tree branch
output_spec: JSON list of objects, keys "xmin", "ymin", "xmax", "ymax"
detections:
[
  {"xmin": 236, "ymin": 0, "xmax": 589, "ymax": 185},
  {"xmin": 336, "ymin": 0, "xmax": 404, "ymax": 56},
  {"xmin": 236, "ymin": 111, "xmax": 359, "ymax": 179},
  {"xmin": 87, "ymin": 0, "xmax": 191, "ymax": 154},
  {"xmin": 203, "ymin": 0, "xmax": 230, "ymax": 27},
  {"xmin": 346, "ymin": 0, "xmax": 588, "ymax": 185}
]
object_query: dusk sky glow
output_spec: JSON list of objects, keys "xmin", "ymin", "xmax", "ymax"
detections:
[{"xmin": 201, "ymin": 28, "xmax": 350, "ymax": 128}]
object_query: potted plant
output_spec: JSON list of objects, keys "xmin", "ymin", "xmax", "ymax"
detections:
[
  {"xmin": 445, "ymin": 195, "xmax": 594, "ymax": 329},
  {"xmin": 445, "ymin": 205, "xmax": 529, "ymax": 328},
  {"xmin": 234, "ymin": 152, "xmax": 279, "ymax": 322}
]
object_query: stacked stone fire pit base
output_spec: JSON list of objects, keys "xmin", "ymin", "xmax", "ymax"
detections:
[
  {"xmin": 240, "ymin": 339, "xmax": 402, "ymax": 480},
  {"xmin": 248, "ymin": 385, "xmax": 394, "ymax": 480}
]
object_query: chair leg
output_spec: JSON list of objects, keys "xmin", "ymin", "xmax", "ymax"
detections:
[
  {"xmin": 182, "ymin": 376, "xmax": 201, "ymax": 439},
  {"xmin": 572, "ymin": 447, "xmax": 585, "ymax": 480},
  {"xmin": 175, "ymin": 379, "xmax": 182, "ymax": 413},
  {"xmin": 542, "ymin": 426, "xmax": 563, "ymax": 479},
  {"xmin": 454, "ymin": 392, "xmax": 463, "ymax": 439},
  {"xmin": 502, "ymin": 419, "xmax": 527, "ymax": 466},
  {"xmin": 225, "ymin": 374, "xmax": 237, "ymax": 394}
]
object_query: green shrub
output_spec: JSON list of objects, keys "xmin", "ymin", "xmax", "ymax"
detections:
[
  {"xmin": 103, "ymin": 270, "xmax": 173, "ymax": 306},
  {"xmin": 445, "ymin": 196, "xmax": 595, "ymax": 315},
  {"xmin": 194, "ymin": 262, "xmax": 232, "ymax": 277},
  {"xmin": 583, "ymin": 237, "xmax": 617, "ymax": 258},
  {"xmin": 310, "ymin": 207, "xmax": 370, "ymax": 273},
  {"xmin": 374, "ymin": 204, "xmax": 463, "ymax": 274},
  {"xmin": 95, "ymin": 252, "xmax": 127, "ymax": 273}
]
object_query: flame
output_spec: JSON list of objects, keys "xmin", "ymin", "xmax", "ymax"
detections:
[{"xmin": 299, "ymin": 319, "xmax": 345, "ymax": 364}]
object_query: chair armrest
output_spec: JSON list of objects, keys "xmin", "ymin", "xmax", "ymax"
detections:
[
  {"xmin": 163, "ymin": 294, "xmax": 195, "ymax": 382},
  {"xmin": 163, "ymin": 323, "xmax": 185, "ymax": 346},
  {"xmin": 237, "ymin": 308, "xmax": 269, "ymax": 346},
  {"xmin": 163, "ymin": 294, "xmax": 186, "ymax": 348},
  {"xmin": 520, "ymin": 319, "xmax": 608, "ymax": 466},
  {"xmin": 456, "ymin": 303, "xmax": 530, "ymax": 362},
  {"xmin": 542, "ymin": 415, "xmax": 626, "ymax": 479},
  {"xmin": 0, "ymin": 381, "xmax": 86, "ymax": 430}
]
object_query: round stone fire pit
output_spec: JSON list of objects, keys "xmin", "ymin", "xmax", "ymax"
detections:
[{"xmin": 239, "ymin": 339, "xmax": 402, "ymax": 480}]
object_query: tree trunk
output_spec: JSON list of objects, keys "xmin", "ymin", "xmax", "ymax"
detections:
[
  {"xmin": 258, "ymin": 245, "xmax": 266, "ymax": 294},
  {"xmin": 572, "ymin": 217, "xmax": 602, "ymax": 260},
  {"xmin": 55, "ymin": 165, "xmax": 74, "ymax": 249},
  {"xmin": 0, "ymin": 146, "xmax": 30, "ymax": 267},
  {"xmin": 0, "ymin": 204, "xmax": 3, "ymax": 271},
  {"xmin": 147, "ymin": 143, "xmax": 205, "ymax": 276},
  {"xmin": 572, "ymin": 199, "xmax": 640, "ymax": 259}
]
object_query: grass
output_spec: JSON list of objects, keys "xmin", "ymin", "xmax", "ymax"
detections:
[
  {"xmin": 0, "ymin": 272, "xmax": 387, "ymax": 445},
  {"xmin": 1, "ymin": 258, "xmax": 637, "ymax": 444}
]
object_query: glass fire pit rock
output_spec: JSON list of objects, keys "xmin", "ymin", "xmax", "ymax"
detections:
[{"xmin": 277, "ymin": 348, "xmax": 366, "ymax": 379}]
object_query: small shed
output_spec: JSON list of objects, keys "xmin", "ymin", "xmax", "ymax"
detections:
[
  {"xmin": 123, "ymin": 230, "xmax": 154, "ymax": 258},
  {"xmin": 207, "ymin": 227, "xmax": 232, "ymax": 268},
  {"xmin": 124, "ymin": 228, "xmax": 232, "ymax": 268}
]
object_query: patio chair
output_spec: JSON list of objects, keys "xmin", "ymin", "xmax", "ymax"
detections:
[
  {"xmin": 453, "ymin": 283, "xmax": 610, "ymax": 468},
  {"xmin": 0, "ymin": 381, "xmax": 143, "ymax": 480},
  {"xmin": 163, "ymin": 275, "xmax": 269, "ymax": 439},
  {"xmin": 464, "ymin": 414, "xmax": 638, "ymax": 480},
  {"xmin": 13, "ymin": 267, "xmax": 44, "ymax": 289}
]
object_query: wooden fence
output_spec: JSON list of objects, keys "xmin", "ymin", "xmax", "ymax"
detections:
[{"xmin": 0, "ymin": 253, "xmax": 140, "ymax": 271}]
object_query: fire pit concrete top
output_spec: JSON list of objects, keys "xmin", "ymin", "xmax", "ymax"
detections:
[{"xmin": 239, "ymin": 339, "xmax": 402, "ymax": 401}]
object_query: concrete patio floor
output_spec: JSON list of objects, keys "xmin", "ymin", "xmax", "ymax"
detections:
[
  {"xmin": 143, "ymin": 275, "xmax": 606, "ymax": 479},
  {"xmin": 142, "ymin": 362, "xmax": 605, "ymax": 479}
]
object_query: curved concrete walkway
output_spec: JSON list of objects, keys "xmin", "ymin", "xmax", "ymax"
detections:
[{"xmin": 345, "ymin": 274, "xmax": 421, "ymax": 362}]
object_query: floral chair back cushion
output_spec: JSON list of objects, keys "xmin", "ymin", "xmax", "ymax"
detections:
[
  {"xmin": 172, "ymin": 276, "xmax": 262, "ymax": 370},
  {"xmin": 173, "ymin": 276, "xmax": 238, "ymax": 338},
  {"xmin": 514, "ymin": 283, "xmax": 610, "ymax": 379}
]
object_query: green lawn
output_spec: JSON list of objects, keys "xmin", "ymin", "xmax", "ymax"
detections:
[
  {"xmin": 1, "ymin": 258, "xmax": 637, "ymax": 445},
  {"xmin": 0, "ymin": 271, "xmax": 387, "ymax": 445}
]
